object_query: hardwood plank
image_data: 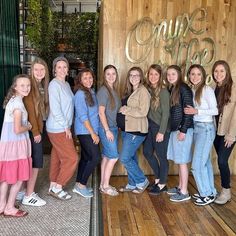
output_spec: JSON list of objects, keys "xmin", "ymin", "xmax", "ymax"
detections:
[
  {"xmin": 102, "ymin": 176, "xmax": 236, "ymax": 236},
  {"xmin": 188, "ymin": 176, "xmax": 236, "ymax": 234}
]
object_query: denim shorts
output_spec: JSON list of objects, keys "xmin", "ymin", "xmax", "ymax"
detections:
[
  {"xmin": 98, "ymin": 127, "xmax": 119, "ymax": 159},
  {"xmin": 167, "ymin": 128, "xmax": 193, "ymax": 164}
]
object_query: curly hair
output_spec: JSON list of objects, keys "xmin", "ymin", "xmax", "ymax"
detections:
[
  {"xmin": 3, "ymin": 74, "xmax": 30, "ymax": 108},
  {"xmin": 74, "ymin": 68, "xmax": 95, "ymax": 107},
  {"xmin": 212, "ymin": 60, "xmax": 233, "ymax": 113}
]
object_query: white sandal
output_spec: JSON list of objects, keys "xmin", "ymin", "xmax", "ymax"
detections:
[{"xmin": 49, "ymin": 189, "xmax": 72, "ymax": 200}]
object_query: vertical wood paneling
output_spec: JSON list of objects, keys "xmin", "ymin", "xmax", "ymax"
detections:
[{"xmin": 99, "ymin": 0, "xmax": 236, "ymax": 175}]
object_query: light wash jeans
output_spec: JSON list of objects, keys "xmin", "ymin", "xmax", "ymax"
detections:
[
  {"xmin": 191, "ymin": 122, "xmax": 217, "ymax": 197},
  {"xmin": 120, "ymin": 132, "xmax": 147, "ymax": 188}
]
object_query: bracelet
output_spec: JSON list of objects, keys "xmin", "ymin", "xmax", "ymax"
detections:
[{"xmin": 105, "ymin": 129, "xmax": 110, "ymax": 133}]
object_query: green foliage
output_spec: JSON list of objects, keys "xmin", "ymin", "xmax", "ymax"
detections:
[
  {"xmin": 26, "ymin": 0, "xmax": 42, "ymax": 49},
  {"xmin": 26, "ymin": 0, "xmax": 58, "ymax": 70},
  {"xmin": 69, "ymin": 13, "xmax": 98, "ymax": 54},
  {"xmin": 39, "ymin": 0, "xmax": 58, "ymax": 65},
  {"xmin": 26, "ymin": 1, "xmax": 98, "ymax": 73}
]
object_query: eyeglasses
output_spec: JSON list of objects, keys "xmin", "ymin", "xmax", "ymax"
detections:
[{"xmin": 129, "ymin": 74, "xmax": 140, "ymax": 78}]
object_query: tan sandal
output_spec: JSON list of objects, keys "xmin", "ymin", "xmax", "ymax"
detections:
[
  {"xmin": 102, "ymin": 186, "xmax": 119, "ymax": 196},
  {"xmin": 100, "ymin": 185, "xmax": 116, "ymax": 193},
  {"xmin": 119, "ymin": 186, "xmax": 134, "ymax": 193}
]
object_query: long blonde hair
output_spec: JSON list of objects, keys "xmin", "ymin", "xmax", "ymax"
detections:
[
  {"xmin": 30, "ymin": 58, "xmax": 49, "ymax": 117},
  {"xmin": 102, "ymin": 65, "xmax": 119, "ymax": 110},
  {"xmin": 3, "ymin": 74, "xmax": 30, "ymax": 108},
  {"xmin": 146, "ymin": 64, "xmax": 163, "ymax": 110}
]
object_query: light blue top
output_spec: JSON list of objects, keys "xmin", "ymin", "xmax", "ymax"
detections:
[
  {"xmin": 74, "ymin": 89, "xmax": 99, "ymax": 135},
  {"xmin": 46, "ymin": 79, "xmax": 74, "ymax": 133}
]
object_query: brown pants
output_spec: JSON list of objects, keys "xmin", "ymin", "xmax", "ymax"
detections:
[{"xmin": 47, "ymin": 132, "xmax": 78, "ymax": 186}]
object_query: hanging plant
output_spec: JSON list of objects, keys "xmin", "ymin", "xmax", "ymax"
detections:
[
  {"xmin": 25, "ymin": 0, "xmax": 42, "ymax": 49},
  {"xmin": 26, "ymin": 0, "xmax": 58, "ymax": 71}
]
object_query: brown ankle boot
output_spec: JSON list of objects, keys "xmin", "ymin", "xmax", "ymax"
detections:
[{"xmin": 214, "ymin": 188, "xmax": 231, "ymax": 205}]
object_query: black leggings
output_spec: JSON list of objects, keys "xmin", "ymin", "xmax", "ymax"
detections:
[
  {"xmin": 76, "ymin": 135, "xmax": 100, "ymax": 185},
  {"xmin": 143, "ymin": 119, "xmax": 170, "ymax": 184},
  {"xmin": 214, "ymin": 134, "xmax": 235, "ymax": 189}
]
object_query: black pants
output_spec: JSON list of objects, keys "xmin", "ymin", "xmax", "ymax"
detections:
[
  {"xmin": 143, "ymin": 119, "xmax": 170, "ymax": 184},
  {"xmin": 29, "ymin": 131, "xmax": 44, "ymax": 168},
  {"xmin": 76, "ymin": 135, "xmax": 100, "ymax": 185},
  {"xmin": 214, "ymin": 134, "xmax": 235, "ymax": 188}
]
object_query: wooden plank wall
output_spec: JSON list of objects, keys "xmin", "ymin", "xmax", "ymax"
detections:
[{"xmin": 98, "ymin": 0, "xmax": 236, "ymax": 175}]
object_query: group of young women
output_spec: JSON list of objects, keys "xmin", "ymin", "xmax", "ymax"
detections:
[{"xmin": 0, "ymin": 57, "xmax": 235, "ymax": 217}]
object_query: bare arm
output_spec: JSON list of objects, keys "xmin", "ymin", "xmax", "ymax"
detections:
[{"xmin": 99, "ymin": 106, "xmax": 114, "ymax": 142}]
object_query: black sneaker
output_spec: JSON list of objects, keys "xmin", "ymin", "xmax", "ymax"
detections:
[
  {"xmin": 194, "ymin": 195, "xmax": 216, "ymax": 206},
  {"xmin": 147, "ymin": 182, "xmax": 157, "ymax": 191},
  {"xmin": 192, "ymin": 193, "xmax": 215, "ymax": 200},
  {"xmin": 149, "ymin": 185, "xmax": 168, "ymax": 195}
]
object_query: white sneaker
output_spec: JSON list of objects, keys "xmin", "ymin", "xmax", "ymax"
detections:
[
  {"xmin": 22, "ymin": 192, "xmax": 46, "ymax": 207},
  {"xmin": 16, "ymin": 191, "xmax": 26, "ymax": 201}
]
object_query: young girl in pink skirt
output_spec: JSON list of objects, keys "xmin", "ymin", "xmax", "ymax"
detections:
[{"xmin": 0, "ymin": 74, "xmax": 32, "ymax": 217}]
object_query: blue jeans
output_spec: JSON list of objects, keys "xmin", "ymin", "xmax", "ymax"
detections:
[
  {"xmin": 120, "ymin": 132, "xmax": 146, "ymax": 188},
  {"xmin": 191, "ymin": 122, "xmax": 217, "ymax": 197}
]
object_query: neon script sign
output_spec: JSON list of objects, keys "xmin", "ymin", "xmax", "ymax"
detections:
[{"xmin": 125, "ymin": 8, "xmax": 215, "ymax": 82}]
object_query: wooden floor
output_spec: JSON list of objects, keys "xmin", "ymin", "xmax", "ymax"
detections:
[{"xmin": 102, "ymin": 176, "xmax": 236, "ymax": 236}]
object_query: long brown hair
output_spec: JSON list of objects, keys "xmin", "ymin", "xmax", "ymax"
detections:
[
  {"xmin": 30, "ymin": 58, "xmax": 49, "ymax": 117},
  {"xmin": 212, "ymin": 60, "xmax": 233, "ymax": 113},
  {"xmin": 187, "ymin": 64, "xmax": 206, "ymax": 106},
  {"xmin": 74, "ymin": 68, "xmax": 95, "ymax": 107},
  {"xmin": 3, "ymin": 74, "xmax": 30, "ymax": 108},
  {"xmin": 122, "ymin": 66, "xmax": 144, "ymax": 98},
  {"xmin": 102, "ymin": 65, "xmax": 119, "ymax": 110},
  {"xmin": 146, "ymin": 64, "xmax": 163, "ymax": 110},
  {"xmin": 166, "ymin": 65, "xmax": 183, "ymax": 106}
]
